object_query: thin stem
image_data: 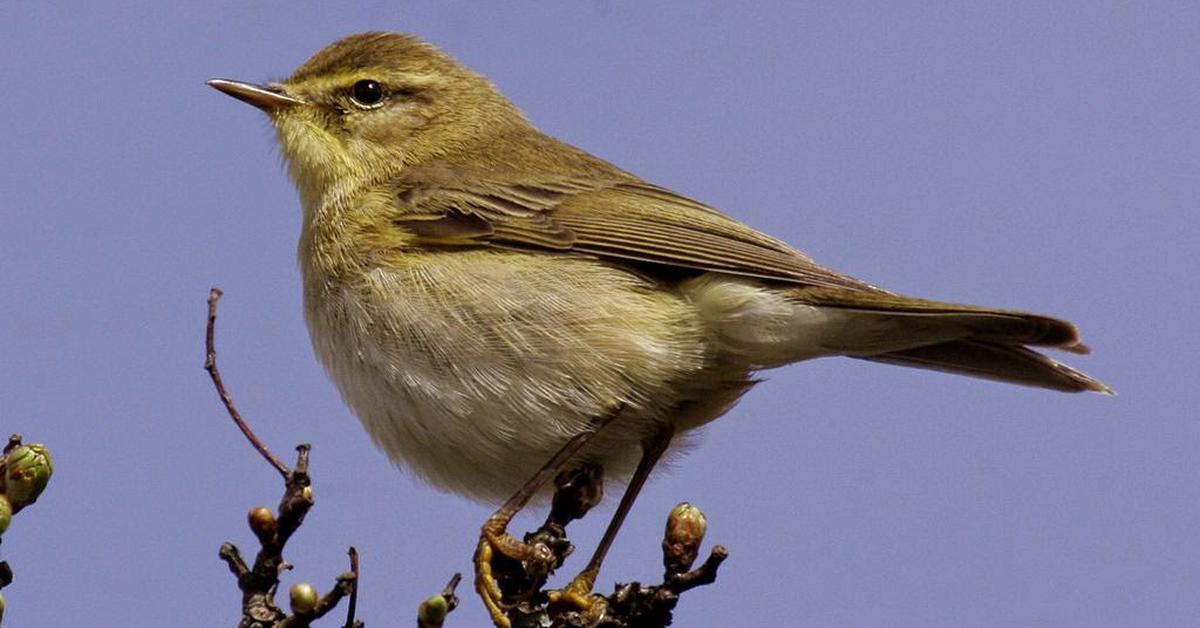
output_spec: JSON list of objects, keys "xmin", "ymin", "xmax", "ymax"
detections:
[
  {"xmin": 204, "ymin": 288, "xmax": 289, "ymax": 477},
  {"xmin": 344, "ymin": 547, "xmax": 360, "ymax": 628}
]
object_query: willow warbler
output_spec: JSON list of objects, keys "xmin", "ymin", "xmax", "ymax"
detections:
[{"xmin": 209, "ymin": 30, "xmax": 1108, "ymax": 571}]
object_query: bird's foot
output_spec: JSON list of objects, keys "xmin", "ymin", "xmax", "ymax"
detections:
[
  {"xmin": 475, "ymin": 513, "xmax": 557, "ymax": 628},
  {"xmin": 546, "ymin": 569, "xmax": 607, "ymax": 624}
]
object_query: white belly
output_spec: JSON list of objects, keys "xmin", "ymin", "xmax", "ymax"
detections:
[{"xmin": 303, "ymin": 250, "xmax": 713, "ymax": 502}]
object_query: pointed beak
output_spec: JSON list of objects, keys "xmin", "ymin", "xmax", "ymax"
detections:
[{"xmin": 207, "ymin": 78, "xmax": 305, "ymax": 113}]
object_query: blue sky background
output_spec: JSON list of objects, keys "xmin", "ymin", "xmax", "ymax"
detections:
[{"xmin": 2, "ymin": 2, "xmax": 1196, "ymax": 626}]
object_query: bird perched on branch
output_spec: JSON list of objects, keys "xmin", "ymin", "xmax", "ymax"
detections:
[{"xmin": 210, "ymin": 31, "xmax": 1109, "ymax": 627}]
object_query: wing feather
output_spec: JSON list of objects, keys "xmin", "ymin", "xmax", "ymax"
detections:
[{"xmin": 390, "ymin": 168, "xmax": 875, "ymax": 290}]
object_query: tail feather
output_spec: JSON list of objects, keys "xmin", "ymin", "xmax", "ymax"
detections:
[
  {"xmin": 784, "ymin": 286, "xmax": 1110, "ymax": 394},
  {"xmin": 859, "ymin": 340, "xmax": 1113, "ymax": 394}
]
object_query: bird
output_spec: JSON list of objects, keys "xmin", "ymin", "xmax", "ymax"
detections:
[{"xmin": 209, "ymin": 31, "xmax": 1109, "ymax": 626}]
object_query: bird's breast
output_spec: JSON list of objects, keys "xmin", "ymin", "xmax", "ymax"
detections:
[{"xmin": 300, "ymin": 246, "xmax": 713, "ymax": 501}]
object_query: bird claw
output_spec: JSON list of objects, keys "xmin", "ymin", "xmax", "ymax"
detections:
[
  {"xmin": 475, "ymin": 515, "xmax": 556, "ymax": 628},
  {"xmin": 546, "ymin": 571, "xmax": 607, "ymax": 624}
]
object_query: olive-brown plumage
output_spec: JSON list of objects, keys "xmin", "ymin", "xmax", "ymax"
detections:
[{"xmin": 210, "ymin": 31, "xmax": 1109, "ymax": 503}]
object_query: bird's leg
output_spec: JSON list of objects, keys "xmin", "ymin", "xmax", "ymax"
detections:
[
  {"xmin": 547, "ymin": 422, "xmax": 675, "ymax": 622},
  {"xmin": 475, "ymin": 406, "xmax": 624, "ymax": 628}
]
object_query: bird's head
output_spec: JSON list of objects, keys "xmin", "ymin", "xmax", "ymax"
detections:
[{"xmin": 209, "ymin": 32, "xmax": 525, "ymax": 204}]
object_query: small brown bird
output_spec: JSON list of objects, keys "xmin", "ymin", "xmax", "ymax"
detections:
[{"xmin": 209, "ymin": 32, "xmax": 1109, "ymax": 626}]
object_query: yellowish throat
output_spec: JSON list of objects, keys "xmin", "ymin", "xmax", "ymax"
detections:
[{"xmin": 209, "ymin": 32, "xmax": 1109, "ymax": 506}]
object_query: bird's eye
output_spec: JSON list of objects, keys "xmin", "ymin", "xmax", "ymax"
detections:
[{"xmin": 351, "ymin": 79, "xmax": 385, "ymax": 107}]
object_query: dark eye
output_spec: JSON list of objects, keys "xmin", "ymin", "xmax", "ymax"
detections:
[{"xmin": 351, "ymin": 79, "xmax": 385, "ymax": 106}]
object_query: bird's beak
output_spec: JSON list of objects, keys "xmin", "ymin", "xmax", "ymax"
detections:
[{"xmin": 207, "ymin": 79, "xmax": 305, "ymax": 113}]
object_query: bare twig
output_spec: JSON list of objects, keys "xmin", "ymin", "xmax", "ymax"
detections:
[
  {"xmin": 205, "ymin": 287, "xmax": 289, "ymax": 477},
  {"xmin": 343, "ymin": 547, "xmax": 362, "ymax": 628},
  {"xmin": 666, "ymin": 546, "xmax": 728, "ymax": 594},
  {"xmin": 439, "ymin": 574, "xmax": 462, "ymax": 610},
  {"xmin": 3, "ymin": 434, "xmax": 22, "ymax": 456}
]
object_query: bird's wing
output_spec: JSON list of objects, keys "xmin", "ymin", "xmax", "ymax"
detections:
[{"xmin": 390, "ymin": 167, "xmax": 877, "ymax": 291}]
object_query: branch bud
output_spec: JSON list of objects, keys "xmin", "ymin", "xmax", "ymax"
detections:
[
  {"xmin": 418, "ymin": 593, "xmax": 449, "ymax": 626},
  {"xmin": 247, "ymin": 506, "xmax": 277, "ymax": 540},
  {"xmin": 289, "ymin": 582, "xmax": 318, "ymax": 615},
  {"xmin": 663, "ymin": 502, "xmax": 707, "ymax": 574},
  {"xmin": 0, "ymin": 497, "xmax": 10, "ymax": 535},
  {"xmin": 1, "ymin": 444, "xmax": 52, "ymax": 508}
]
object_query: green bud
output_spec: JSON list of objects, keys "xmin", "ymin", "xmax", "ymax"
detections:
[
  {"xmin": 289, "ymin": 582, "xmax": 318, "ymax": 615},
  {"xmin": 418, "ymin": 594, "xmax": 449, "ymax": 626},
  {"xmin": 2, "ymin": 444, "xmax": 52, "ymax": 508},
  {"xmin": 0, "ymin": 496, "xmax": 11, "ymax": 535}
]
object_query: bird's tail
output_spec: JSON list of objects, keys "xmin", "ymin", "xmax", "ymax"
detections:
[{"xmin": 784, "ymin": 286, "xmax": 1112, "ymax": 394}]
